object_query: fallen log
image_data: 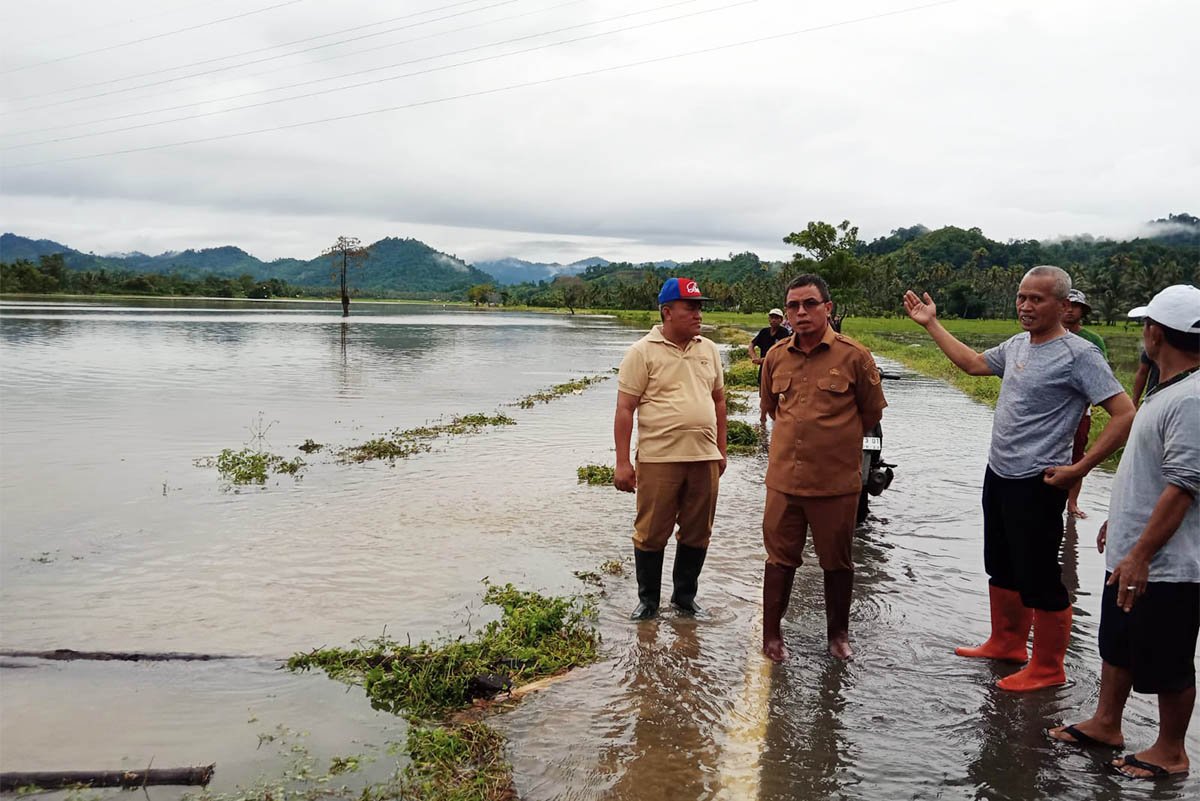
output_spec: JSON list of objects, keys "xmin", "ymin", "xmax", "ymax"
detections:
[
  {"xmin": 1, "ymin": 765, "xmax": 215, "ymax": 791},
  {"xmin": 0, "ymin": 649, "xmax": 239, "ymax": 662}
]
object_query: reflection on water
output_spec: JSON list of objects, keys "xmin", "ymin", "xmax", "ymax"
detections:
[{"xmin": 1, "ymin": 299, "xmax": 1196, "ymax": 799}]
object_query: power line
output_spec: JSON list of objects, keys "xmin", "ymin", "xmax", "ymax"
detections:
[
  {"xmin": 0, "ymin": 0, "xmax": 308, "ymax": 76},
  {"xmin": 2, "ymin": 0, "xmax": 592, "ymax": 140},
  {"xmin": 3, "ymin": 0, "xmax": 702, "ymax": 149},
  {"xmin": 5, "ymin": 0, "xmax": 509, "ymax": 103},
  {"xmin": 1, "ymin": 0, "xmax": 966, "ymax": 170}
]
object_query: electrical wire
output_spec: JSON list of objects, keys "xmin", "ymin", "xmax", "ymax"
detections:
[
  {"xmin": 3, "ymin": 0, "xmax": 706, "ymax": 149},
  {"xmin": 0, "ymin": 0, "xmax": 307, "ymax": 76},
  {"xmin": 1, "ymin": 0, "xmax": 965, "ymax": 170},
  {"xmin": 4, "ymin": 0, "xmax": 511, "ymax": 104},
  {"xmin": 1, "ymin": 0, "xmax": 595, "ymax": 141}
]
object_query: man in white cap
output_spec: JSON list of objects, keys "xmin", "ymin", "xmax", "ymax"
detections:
[
  {"xmin": 749, "ymin": 308, "xmax": 791, "ymax": 423},
  {"xmin": 1062, "ymin": 288, "xmax": 1108, "ymax": 518},
  {"xmin": 1048, "ymin": 284, "xmax": 1200, "ymax": 781}
]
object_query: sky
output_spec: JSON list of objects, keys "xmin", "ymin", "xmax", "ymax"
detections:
[{"xmin": 1, "ymin": 0, "xmax": 1196, "ymax": 265}]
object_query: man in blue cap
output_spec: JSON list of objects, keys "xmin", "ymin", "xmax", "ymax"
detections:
[{"xmin": 614, "ymin": 277, "xmax": 728, "ymax": 620}]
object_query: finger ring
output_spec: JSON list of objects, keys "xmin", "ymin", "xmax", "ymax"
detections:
[{"xmin": 1125, "ymin": 586, "xmax": 1136, "ymax": 591}]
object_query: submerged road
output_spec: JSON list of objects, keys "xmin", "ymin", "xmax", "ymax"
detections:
[{"xmin": 1, "ymin": 303, "xmax": 1195, "ymax": 799}]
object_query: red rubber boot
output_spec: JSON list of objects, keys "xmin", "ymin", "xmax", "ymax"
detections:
[
  {"xmin": 955, "ymin": 585, "xmax": 1032, "ymax": 663},
  {"xmin": 996, "ymin": 607, "xmax": 1071, "ymax": 692}
]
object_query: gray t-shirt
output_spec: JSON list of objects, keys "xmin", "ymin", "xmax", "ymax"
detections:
[
  {"xmin": 1106, "ymin": 371, "xmax": 1200, "ymax": 582},
  {"xmin": 983, "ymin": 332, "xmax": 1123, "ymax": 478}
]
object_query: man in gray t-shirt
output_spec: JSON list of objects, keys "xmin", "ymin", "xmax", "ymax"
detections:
[
  {"xmin": 1049, "ymin": 284, "xmax": 1200, "ymax": 780},
  {"xmin": 904, "ymin": 266, "xmax": 1135, "ymax": 693}
]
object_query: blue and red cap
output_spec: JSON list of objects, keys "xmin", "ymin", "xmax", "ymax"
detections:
[{"xmin": 657, "ymin": 277, "xmax": 711, "ymax": 305}]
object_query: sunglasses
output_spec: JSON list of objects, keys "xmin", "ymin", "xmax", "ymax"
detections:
[{"xmin": 785, "ymin": 299, "xmax": 827, "ymax": 311}]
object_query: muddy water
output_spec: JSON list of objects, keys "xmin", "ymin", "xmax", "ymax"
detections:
[{"xmin": 1, "ymin": 299, "xmax": 1196, "ymax": 799}]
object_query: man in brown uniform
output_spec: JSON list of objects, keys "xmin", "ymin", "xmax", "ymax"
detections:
[
  {"xmin": 760, "ymin": 274, "xmax": 887, "ymax": 661},
  {"xmin": 615, "ymin": 277, "xmax": 728, "ymax": 620}
]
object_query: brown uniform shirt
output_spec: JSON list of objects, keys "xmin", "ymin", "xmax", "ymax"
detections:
[
  {"xmin": 617, "ymin": 325, "xmax": 724, "ymax": 463},
  {"xmin": 760, "ymin": 325, "xmax": 887, "ymax": 497}
]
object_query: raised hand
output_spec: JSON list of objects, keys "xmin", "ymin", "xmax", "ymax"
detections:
[{"xmin": 903, "ymin": 290, "xmax": 938, "ymax": 326}]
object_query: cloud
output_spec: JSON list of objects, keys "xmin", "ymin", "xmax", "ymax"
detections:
[{"xmin": 2, "ymin": 0, "xmax": 1197, "ymax": 264}]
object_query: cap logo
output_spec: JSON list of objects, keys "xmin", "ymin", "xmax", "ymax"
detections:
[{"xmin": 685, "ymin": 280, "xmax": 699, "ymax": 296}]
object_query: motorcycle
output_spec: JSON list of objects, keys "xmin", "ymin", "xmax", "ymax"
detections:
[{"xmin": 857, "ymin": 369, "xmax": 900, "ymax": 525}]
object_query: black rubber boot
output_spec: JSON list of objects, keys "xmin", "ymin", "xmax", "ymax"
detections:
[
  {"xmin": 670, "ymin": 543, "xmax": 708, "ymax": 615},
  {"xmin": 630, "ymin": 548, "xmax": 664, "ymax": 621}
]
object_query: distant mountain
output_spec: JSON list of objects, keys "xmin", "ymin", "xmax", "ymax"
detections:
[
  {"xmin": 0, "ymin": 233, "xmax": 496, "ymax": 295},
  {"xmin": 0, "ymin": 233, "xmax": 78, "ymax": 262},
  {"xmin": 472, "ymin": 255, "xmax": 611, "ymax": 285}
]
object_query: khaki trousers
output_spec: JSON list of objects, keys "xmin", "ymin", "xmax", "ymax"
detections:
[
  {"xmin": 762, "ymin": 487, "xmax": 858, "ymax": 571},
  {"xmin": 632, "ymin": 460, "xmax": 720, "ymax": 551}
]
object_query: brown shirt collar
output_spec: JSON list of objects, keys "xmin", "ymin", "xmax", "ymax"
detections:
[{"xmin": 785, "ymin": 323, "xmax": 837, "ymax": 353}]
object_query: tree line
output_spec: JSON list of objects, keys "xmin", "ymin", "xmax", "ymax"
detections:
[
  {"xmin": 0, "ymin": 253, "xmax": 296, "ymax": 299},
  {"xmin": 485, "ymin": 214, "xmax": 1198, "ymax": 320}
]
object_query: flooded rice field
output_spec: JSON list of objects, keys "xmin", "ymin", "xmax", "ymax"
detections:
[{"xmin": 1, "ymin": 298, "xmax": 1196, "ymax": 799}]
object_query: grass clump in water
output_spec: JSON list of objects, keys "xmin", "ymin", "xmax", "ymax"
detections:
[
  {"xmin": 215, "ymin": 448, "xmax": 306, "ymax": 483},
  {"xmin": 341, "ymin": 413, "xmax": 516, "ymax": 464},
  {"xmin": 401, "ymin": 723, "xmax": 514, "ymax": 800},
  {"xmin": 298, "ymin": 439, "xmax": 324, "ymax": 454},
  {"xmin": 515, "ymin": 375, "xmax": 608, "ymax": 408},
  {"xmin": 576, "ymin": 464, "xmax": 614, "ymax": 485},
  {"xmin": 724, "ymin": 359, "xmax": 759, "ymax": 390},
  {"xmin": 727, "ymin": 420, "xmax": 761, "ymax": 456},
  {"xmin": 725, "ymin": 391, "xmax": 752, "ymax": 415},
  {"xmin": 286, "ymin": 582, "xmax": 599, "ymax": 721}
]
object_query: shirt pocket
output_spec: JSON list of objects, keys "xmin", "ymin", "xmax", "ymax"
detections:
[
  {"xmin": 771, "ymin": 374, "xmax": 792, "ymax": 396},
  {"xmin": 817, "ymin": 375, "xmax": 850, "ymax": 394}
]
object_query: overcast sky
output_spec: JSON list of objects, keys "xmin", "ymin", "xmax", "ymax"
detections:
[{"xmin": 1, "ymin": 0, "xmax": 1196, "ymax": 265}]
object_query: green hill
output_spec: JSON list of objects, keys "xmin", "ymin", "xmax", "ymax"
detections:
[{"xmin": 0, "ymin": 233, "xmax": 496, "ymax": 295}]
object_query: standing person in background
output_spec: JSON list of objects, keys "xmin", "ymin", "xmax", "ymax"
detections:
[
  {"xmin": 1132, "ymin": 348, "xmax": 1160, "ymax": 407},
  {"xmin": 749, "ymin": 308, "xmax": 791, "ymax": 423},
  {"xmin": 903, "ymin": 266, "xmax": 1135, "ymax": 691},
  {"xmin": 1048, "ymin": 285, "xmax": 1200, "ymax": 781},
  {"xmin": 1062, "ymin": 289, "xmax": 1108, "ymax": 519},
  {"xmin": 759, "ymin": 274, "xmax": 887, "ymax": 662},
  {"xmin": 614, "ymin": 278, "xmax": 727, "ymax": 621}
]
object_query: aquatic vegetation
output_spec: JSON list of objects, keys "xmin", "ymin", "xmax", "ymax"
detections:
[
  {"xmin": 727, "ymin": 420, "xmax": 761, "ymax": 456},
  {"xmin": 599, "ymin": 558, "xmax": 626, "ymax": 576},
  {"xmin": 401, "ymin": 723, "xmax": 513, "ymax": 800},
  {"xmin": 724, "ymin": 359, "xmax": 759, "ymax": 389},
  {"xmin": 572, "ymin": 569, "xmax": 603, "ymax": 586},
  {"xmin": 341, "ymin": 414, "xmax": 515, "ymax": 464},
  {"xmin": 576, "ymin": 464, "xmax": 614, "ymax": 485},
  {"xmin": 215, "ymin": 448, "xmax": 306, "ymax": 484},
  {"xmin": 515, "ymin": 374, "xmax": 609, "ymax": 408},
  {"xmin": 185, "ymin": 723, "xmax": 514, "ymax": 801},
  {"xmin": 287, "ymin": 582, "xmax": 599, "ymax": 722},
  {"xmin": 298, "ymin": 439, "xmax": 324, "ymax": 454},
  {"xmin": 724, "ymin": 391, "xmax": 752, "ymax": 415}
]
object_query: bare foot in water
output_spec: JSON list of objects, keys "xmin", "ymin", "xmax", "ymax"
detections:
[
  {"xmin": 1067, "ymin": 504, "xmax": 1088, "ymax": 519},
  {"xmin": 828, "ymin": 635, "xmax": 853, "ymax": 661},
  {"xmin": 763, "ymin": 638, "xmax": 788, "ymax": 663}
]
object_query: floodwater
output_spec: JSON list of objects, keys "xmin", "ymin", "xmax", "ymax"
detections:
[{"xmin": 1, "ymin": 298, "xmax": 1196, "ymax": 799}]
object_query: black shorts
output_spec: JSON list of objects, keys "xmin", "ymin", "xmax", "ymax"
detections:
[
  {"xmin": 981, "ymin": 466, "xmax": 1070, "ymax": 611},
  {"xmin": 1098, "ymin": 574, "xmax": 1200, "ymax": 694}
]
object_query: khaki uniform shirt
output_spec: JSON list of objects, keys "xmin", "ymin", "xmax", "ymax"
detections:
[
  {"xmin": 618, "ymin": 325, "xmax": 724, "ymax": 463},
  {"xmin": 761, "ymin": 325, "xmax": 887, "ymax": 496}
]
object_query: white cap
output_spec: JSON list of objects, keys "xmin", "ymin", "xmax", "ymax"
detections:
[
  {"xmin": 768, "ymin": 308, "xmax": 784, "ymax": 317},
  {"xmin": 1128, "ymin": 284, "xmax": 1200, "ymax": 333}
]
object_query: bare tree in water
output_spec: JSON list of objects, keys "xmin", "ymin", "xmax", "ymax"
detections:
[{"xmin": 324, "ymin": 236, "xmax": 369, "ymax": 317}]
